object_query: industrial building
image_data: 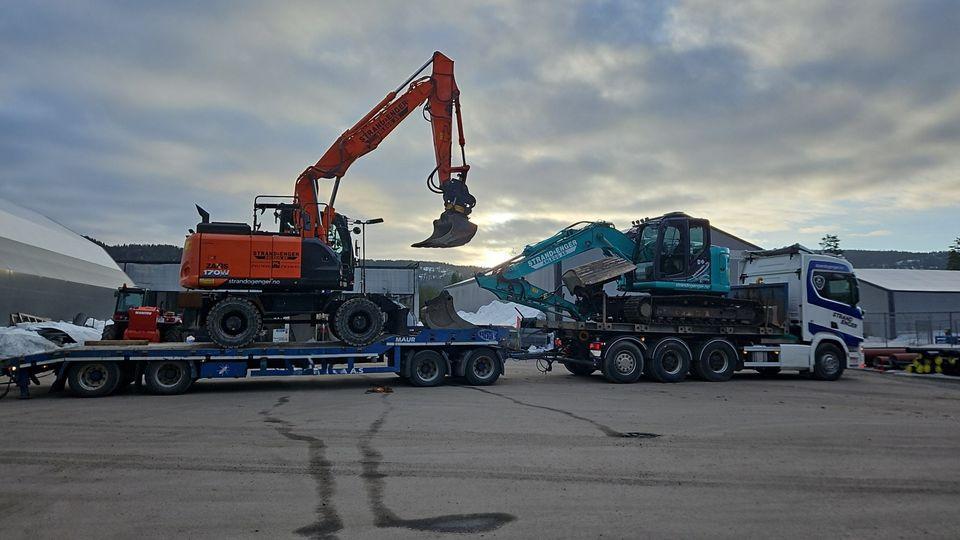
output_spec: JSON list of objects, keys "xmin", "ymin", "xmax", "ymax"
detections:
[
  {"xmin": 857, "ymin": 269, "xmax": 960, "ymax": 341},
  {"xmin": 445, "ymin": 224, "xmax": 761, "ymax": 313},
  {"xmin": 0, "ymin": 197, "xmax": 132, "ymax": 323}
]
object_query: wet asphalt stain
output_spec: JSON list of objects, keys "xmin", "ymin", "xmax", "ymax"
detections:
[
  {"xmin": 359, "ymin": 396, "xmax": 516, "ymax": 534},
  {"xmin": 466, "ymin": 387, "xmax": 658, "ymax": 439},
  {"xmin": 261, "ymin": 396, "xmax": 343, "ymax": 539}
]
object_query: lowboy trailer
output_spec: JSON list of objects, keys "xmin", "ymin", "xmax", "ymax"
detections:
[{"xmin": 1, "ymin": 327, "xmax": 509, "ymax": 399}]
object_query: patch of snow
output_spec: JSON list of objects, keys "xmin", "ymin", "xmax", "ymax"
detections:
[{"xmin": 457, "ymin": 301, "xmax": 545, "ymax": 327}]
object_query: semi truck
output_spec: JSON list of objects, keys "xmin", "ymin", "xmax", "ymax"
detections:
[{"xmin": 424, "ymin": 214, "xmax": 863, "ymax": 383}]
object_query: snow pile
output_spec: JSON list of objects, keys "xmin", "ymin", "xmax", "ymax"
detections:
[
  {"xmin": 457, "ymin": 301, "xmax": 545, "ymax": 327},
  {"xmin": 0, "ymin": 321, "xmax": 102, "ymax": 359}
]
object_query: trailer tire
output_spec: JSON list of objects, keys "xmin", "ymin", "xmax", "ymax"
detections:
[
  {"xmin": 694, "ymin": 339, "xmax": 737, "ymax": 382},
  {"xmin": 463, "ymin": 347, "xmax": 501, "ymax": 386},
  {"xmin": 333, "ymin": 297, "xmax": 384, "ymax": 347},
  {"xmin": 161, "ymin": 325, "xmax": 185, "ymax": 343},
  {"xmin": 813, "ymin": 342, "xmax": 845, "ymax": 381},
  {"xmin": 145, "ymin": 361, "xmax": 194, "ymax": 395},
  {"xmin": 601, "ymin": 341, "xmax": 644, "ymax": 383},
  {"xmin": 67, "ymin": 361, "xmax": 121, "ymax": 397},
  {"xmin": 206, "ymin": 297, "xmax": 262, "ymax": 348},
  {"xmin": 563, "ymin": 362, "xmax": 596, "ymax": 376},
  {"xmin": 648, "ymin": 338, "xmax": 691, "ymax": 383},
  {"xmin": 407, "ymin": 350, "xmax": 446, "ymax": 387}
]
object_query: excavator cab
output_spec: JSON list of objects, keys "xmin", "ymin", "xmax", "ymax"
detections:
[{"xmin": 624, "ymin": 212, "xmax": 728, "ymax": 293}]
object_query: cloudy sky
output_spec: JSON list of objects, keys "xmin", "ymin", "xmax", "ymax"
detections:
[{"xmin": 2, "ymin": 0, "xmax": 959, "ymax": 266}]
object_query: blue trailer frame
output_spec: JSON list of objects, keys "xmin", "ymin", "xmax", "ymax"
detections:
[{"xmin": 1, "ymin": 327, "xmax": 510, "ymax": 399}]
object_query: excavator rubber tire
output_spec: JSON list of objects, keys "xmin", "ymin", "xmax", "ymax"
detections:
[
  {"xmin": 333, "ymin": 297, "xmax": 384, "ymax": 347},
  {"xmin": 100, "ymin": 324, "xmax": 121, "ymax": 340},
  {"xmin": 206, "ymin": 297, "xmax": 262, "ymax": 349},
  {"xmin": 161, "ymin": 325, "xmax": 185, "ymax": 343}
]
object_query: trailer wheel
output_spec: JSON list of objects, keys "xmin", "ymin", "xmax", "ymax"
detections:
[
  {"xmin": 694, "ymin": 340, "xmax": 737, "ymax": 382},
  {"xmin": 67, "ymin": 362, "xmax": 121, "ymax": 397},
  {"xmin": 333, "ymin": 297, "xmax": 384, "ymax": 347},
  {"xmin": 563, "ymin": 362, "xmax": 596, "ymax": 376},
  {"xmin": 648, "ymin": 338, "xmax": 691, "ymax": 383},
  {"xmin": 206, "ymin": 297, "xmax": 262, "ymax": 348},
  {"xmin": 145, "ymin": 361, "xmax": 194, "ymax": 395},
  {"xmin": 161, "ymin": 325, "xmax": 185, "ymax": 343},
  {"xmin": 813, "ymin": 342, "xmax": 845, "ymax": 381},
  {"xmin": 601, "ymin": 341, "xmax": 644, "ymax": 383},
  {"xmin": 463, "ymin": 347, "xmax": 501, "ymax": 386},
  {"xmin": 407, "ymin": 350, "xmax": 447, "ymax": 387}
]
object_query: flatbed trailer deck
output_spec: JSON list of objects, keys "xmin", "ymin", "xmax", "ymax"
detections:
[{"xmin": 1, "ymin": 327, "xmax": 510, "ymax": 399}]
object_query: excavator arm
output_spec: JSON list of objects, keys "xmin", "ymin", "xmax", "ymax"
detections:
[
  {"xmin": 421, "ymin": 222, "xmax": 639, "ymax": 328},
  {"xmin": 294, "ymin": 51, "xmax": 476, "ymax": 248}
]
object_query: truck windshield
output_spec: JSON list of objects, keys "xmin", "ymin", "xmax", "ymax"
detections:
[{"xmin": 812, "ymin": 271, "xmax": 859, "ymax": 307}]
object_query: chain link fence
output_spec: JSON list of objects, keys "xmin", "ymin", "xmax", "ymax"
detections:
[{"xmin": 863, "ymin": 311, "xmax": 960, "ymax": 347}]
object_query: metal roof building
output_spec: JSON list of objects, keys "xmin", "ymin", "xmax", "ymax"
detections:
[
  {"xmin": 0, "ymin": 197, "xmax": 132, "ymax": 324},
  {"xmin": 857, "ymin": 269, "xmax": 960, "ymax": 341}
]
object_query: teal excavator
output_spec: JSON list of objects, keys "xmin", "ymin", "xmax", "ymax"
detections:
[{"xmin": 422, "ymin": 212, "xmax": 762, "ymax": 328}]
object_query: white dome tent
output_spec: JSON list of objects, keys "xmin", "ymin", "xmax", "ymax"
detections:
[{"xmin": 0, "ymin": 197, "xmax": 131, "ymax": 324}]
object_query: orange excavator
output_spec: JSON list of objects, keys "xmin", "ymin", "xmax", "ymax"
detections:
[{"xmin": 179, "ymin": 51, "xmax": 477, "ymax": 348}]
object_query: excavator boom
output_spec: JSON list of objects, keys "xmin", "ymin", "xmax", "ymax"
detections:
[{"xmin": 294, "ymin": 51, "xmax": 476, "ymax": 248}]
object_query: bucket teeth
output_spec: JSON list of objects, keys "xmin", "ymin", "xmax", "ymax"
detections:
[{"xmin": 412, "ymin": 210, "xmax": 477, "ymax": 248}]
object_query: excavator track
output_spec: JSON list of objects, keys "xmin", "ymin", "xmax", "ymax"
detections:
[{"xmin": 620, "ymin": 294, "xmax": 764, "ymax": 326}]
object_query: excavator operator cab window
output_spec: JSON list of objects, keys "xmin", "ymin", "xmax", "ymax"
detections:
[
  {"xmin": 659, "ymin": 223, "xmax": 686, "ymax": 276},
  {"xmin": 634, "ymin": 224, "xmax": 659, "ymax": 280}
]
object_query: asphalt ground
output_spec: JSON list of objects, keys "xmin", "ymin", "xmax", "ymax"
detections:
[{"xmin": 1, "ymin": 363, "xmax": 959, "ymax": 539}]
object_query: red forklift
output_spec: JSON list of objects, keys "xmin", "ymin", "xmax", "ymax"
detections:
[{"xmin": 101, "ymin": 286, "xmax": 184, "ymax": 342}]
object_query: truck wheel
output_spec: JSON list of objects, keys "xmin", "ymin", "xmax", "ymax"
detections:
[
  {"xmin": 649, "ymin": 338, "xmax": 691, "ymax": 383},
  {"xmin": 563, "ymin": 362, "xmax": 596, "ymax": 376},
  {"xmin": 601, "ymin": 341, "xmax": 644, "ymax": 383},
  {"xmin": 464, "ymin": 347, "xmax": 501, "ymax": 385},
  {"xmin": 407, "ymin": 350, "xmax": 447, "ymax": 387},
  {"xmin": 161, "ymin": 325, "xmax": 184, "ymax": 343},
  {"xmin": 813, "ymin": 342, "xmax": 845, "ymax": 381},
  {"xmin": 694, "ymin": 339, "xmax": 737, "ymax": 382},
  {"xmin": 206, "ymin": 297, "xmax": 262, "ymax": 348},
  {"xmin": 145, "ymin": 361, "xmax": 194, "ymax": 395},
  {"xmin": 333, "ymin": 297, "xmax": 384, "ymax": 347},
  {"xmin": 67, "ymin": 362, "xmax": 121, "ymax": 397},
  {"xmin": 101, "ymin": 324, "xmax": 122, "ymax": 340}
]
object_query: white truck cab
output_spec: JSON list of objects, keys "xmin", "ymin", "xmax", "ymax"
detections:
[{"xmin": 738, "ymin": 245, "xmax": 863, "ymax": 375}]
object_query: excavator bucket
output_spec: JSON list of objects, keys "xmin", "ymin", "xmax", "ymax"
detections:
[
  {"xmin": 420, "ymin": 290, "xmax": 476, "ymax": 329},
  {"xmin": 411, "ymin": 210, "xmax": 478, "ymax": 248}
]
